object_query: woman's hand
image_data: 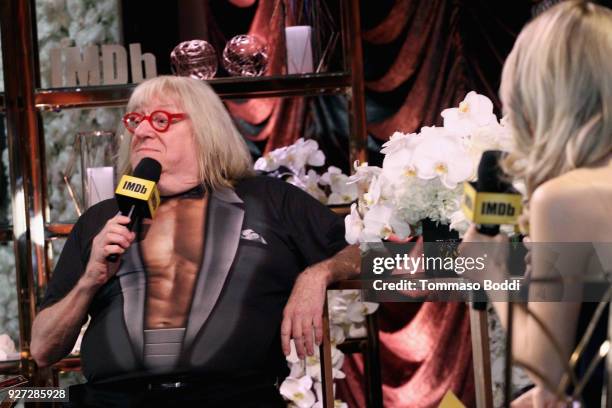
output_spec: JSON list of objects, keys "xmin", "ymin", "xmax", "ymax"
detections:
[
  {"xmin": 511, "ymin": 385, "xmax": 572, "ymax": 408},
  {"xmin": 459, "ymin": 225, "xmax": 510, "ymax": 282},
  {"xmin": 462, "ymin": 224, "xmax": 508, "ymax": 244},
  {"xmin": 81, "ymin": 214, "xmax": 135, "ymax": 289}
]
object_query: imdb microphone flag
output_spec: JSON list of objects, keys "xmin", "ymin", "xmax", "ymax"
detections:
[
  {"xmin": 461, "ymin": 181, "xmax": 522, "ymax": 226},
  {"xmin": 115, "ymin": 174, "xmax": 160, "ymax": 218}
]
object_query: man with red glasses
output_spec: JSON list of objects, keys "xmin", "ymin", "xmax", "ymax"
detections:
[{"xmin": 30, "ymin": 75, "xmax": 358, "ymax": 407}]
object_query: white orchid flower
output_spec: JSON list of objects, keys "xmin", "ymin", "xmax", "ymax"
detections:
[
  {"xmin": 348, "ymin": 323, "xmax": 368, "ymax": 338},
  {"xmin": 312, "ymin": 381, "xmax": 348, "ymax": 408},
  {"xmin": 328, "ymin": 190, "xmax": 357, "ymax": 205},
  {"xmin": 441, "ymin": 91, "xmax": 498, "ymax": 137},
  {"xmin": 331, "ymin": 345, "xmax": 345, "ymax": 369},
  {"xmin": 297, "ymin": 139, "xmax": 325, "ymax": 167},
  {"xmin": 412, "ymin": 131, "xmax": 475, "ymax": 188},
  {"xmin": 329, "ymin": 290, "xmax": 373, "ymax": 325},
  {"xmin": 304, "ymin": 354, "xmax": 322, "ymax": 381},
  {"xmin": 348, "ymin": 161, "xmax": 382, "ymax": 184},
  {"xmin": 289, "ymin": 362, "xmax": 306, "ymax": 379},
  {"xmin": 328, "ymin": 292, "xmax": 351, "ymax": 325},
  {"xmin": 312, "ymin": 381, "xmax": 326, "ymax": 408},
  {"xmin": 286, "ymin": 340, "xmax": 301, "ymax": 364},
  {"xmin": 254, "ymin": 154, "xmax": 280, "ymax": 172},
  {"xmin": 280, "ymin": 376, "xmax": 316, "ymax": 408},
  {"xmin": 308, "ymin": 150, "xmax": 326, "ymax": 167},
  {"xmin": 362, "ymin": 175, "xmax": 395, "ymax": 209},
  {"xmin": 285, "ymin": 138, "xmax": 325, "ymax": 171},
  {"xmin": 327, "ymin": 172, "xmax": 358, "ymax": 205},
  {"xmin": 340, "ymin": 289, "xmax": 361, "ymax": 301},
  {"xmin": 319, "ymin": 166, "xmax": 343, "ymax": 185},
  {"xmin": 305, "ymin": 356, "xmax": 346, "ymax": 382},
  {"xmin": 347, "ymin": 162, "xmax": 383, "ymax": 198},
  {"xmin": 301, "ymin": 346, "xmax": 346, "ymax": 382},
  {"xmin": 254, "ymin": 145, "xmax": 295, "ymax": 172},
  {"xmin": 362, "ymin": 204, "xmax": 411, "ymax": 241},
  {"xmin": 330, "ymin": 325, "xmax": 346, "ymax": 346},
  {"xmin": 313, "ymin": 382, "xmax": 324, "ymax": 408},
  {"xmin": 466, "ymin": 119, "xmax": 513, "ymax": 159},
  {"xmin": 288, "ymin": 170, "xmax": 327, "ymax": 203},
  {"xmin": 362, "ymin": 176, "xmax": 381, "ymax": 207},
  {"xmin": 346, "ymin": 302, "xmax": 380, "ymax": 324},
  {"xmin": 344, "ymin": 203, "xmax": 365, "ymax": 245},
  {"xmin": 381, "ymin": 133, "xmax": 425, "ymax": 185},
  {"xmin": 380, "ymin": 131, "xmax": 420, "ymax": 155}
]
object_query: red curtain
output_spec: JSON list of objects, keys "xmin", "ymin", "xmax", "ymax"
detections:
[
  {"xmin": 210, "ymin": 0, "xmax": 310, "ymax": 153},
  {"xmin": 337, "ymin": 303, "xmax": 475, "ymax": 407}
]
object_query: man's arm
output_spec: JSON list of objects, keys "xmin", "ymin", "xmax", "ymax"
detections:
[
  {"xmin": 30, "ymin": 214, "xmax": 135, "ymax": 367},
  {"xmin": 31, "ymin": 277, "xmax": 98, "ymax": 367},
  {"xmin": 281, "ymin": 244, "xmax": 360, "ymax": 358}
]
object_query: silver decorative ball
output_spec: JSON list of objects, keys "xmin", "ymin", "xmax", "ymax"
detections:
[
  {"xmin": 222, "ymin": 35, "xmax": 268, "ymax": 77},
  {"xmin": 170, "ymin": 40, "xmax": 218, "ymax": 80}
]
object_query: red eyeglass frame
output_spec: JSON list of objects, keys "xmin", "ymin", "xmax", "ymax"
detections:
[{"xmin": 122, "ymin": 110, "xmax": 188, "ymax": 133}]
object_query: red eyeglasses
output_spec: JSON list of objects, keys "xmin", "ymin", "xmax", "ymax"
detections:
[{"xmin": 122, "ymin": 110, "xmax": 188, "ymax": 133}]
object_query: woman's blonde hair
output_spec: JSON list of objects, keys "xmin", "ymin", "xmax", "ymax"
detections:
[
  {"xmin": 501, "ymin": 0, "xmax": 612, "ymax": 197},
  {"xmin": 117, "ymin": 75, "xmax": 253, "ymax": 189}
]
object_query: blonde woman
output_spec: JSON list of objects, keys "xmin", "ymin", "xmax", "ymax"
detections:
[
  {"xmin": 31, "ymin": 76, "xmax": 358, "ymax": 407},
  {"xmin": 462, "ymin": 1, "xmax": 612, "ymax": 406}
]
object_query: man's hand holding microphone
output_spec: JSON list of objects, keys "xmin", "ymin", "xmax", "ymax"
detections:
[{"xmin": 83, "ymin": 157, "xmax": 162, "ymax": 289}]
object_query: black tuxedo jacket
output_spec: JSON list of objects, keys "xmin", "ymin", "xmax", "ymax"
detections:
[{"xmin": 41, "ymin": 176, "xmax": 347, "ymax": 383}]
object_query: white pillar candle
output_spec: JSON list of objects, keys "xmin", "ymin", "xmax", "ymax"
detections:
[
  {"xmin": 285, "ymin": 25, "xmax": 314, "ymax": 74},
  {"xmin": 86, "ymin": 166, "xmax": 115, "ymax": 207}
]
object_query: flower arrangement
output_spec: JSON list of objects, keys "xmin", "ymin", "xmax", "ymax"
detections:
[
  {"xmin": 254, "ymin": 138, "xmax": 358, "ymax": 205},
  {"xmin": 280, "ymin": 291, "xmax": 378, "ymax": 408},
  {"xmin": 256, "ymin": 139, "xmax": 378, "ymax": 407},
  {"xmin": 344, "ymin": 91, "xmax": 513, "ymax": 244}
]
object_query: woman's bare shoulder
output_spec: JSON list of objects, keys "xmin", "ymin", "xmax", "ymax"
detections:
[{"xmin": 530, "ymin": 167, "xmax": 612, "ymax": 241}]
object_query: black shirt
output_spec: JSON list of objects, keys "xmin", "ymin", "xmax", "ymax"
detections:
[{"xmin": 41, "ymin": 175, "xmax": 347, "ymax": 383}]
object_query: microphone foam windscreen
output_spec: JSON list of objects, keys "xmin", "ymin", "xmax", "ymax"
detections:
[
  {"xmin": 133, "ymin": 158, "xmax": 162, "ymax": 182},
  {"xmin": 477, "ymin": 150, "xmax": 507, "ymax": 192}
]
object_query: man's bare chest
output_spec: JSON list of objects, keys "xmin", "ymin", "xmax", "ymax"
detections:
[{"xmin": 140, "ymin": 197, "xmax": 207, "ymax": 328}]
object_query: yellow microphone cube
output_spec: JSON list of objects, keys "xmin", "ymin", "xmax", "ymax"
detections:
[
  {"xmin": 462, "ymin": 181, "xmax": 522, "ymax": 225},
  {"xmin": 115, "ymin": 174, "xmax": 160, "ymax": 218}
]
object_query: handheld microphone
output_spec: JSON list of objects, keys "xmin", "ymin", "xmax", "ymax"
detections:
[
  {"xmin": 106, "ymin": 158, "xmax": 162, "ymax": 262},
  {"xmin": 476, "ymin": 151, "xmax": 509, "ymax": 236},
  {"xmin": 463, "ymin": 151, "xmax": 521, "ymax": 310}
]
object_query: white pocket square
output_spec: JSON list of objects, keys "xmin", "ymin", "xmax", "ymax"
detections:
[{"xmin": 240, "ymin": 229, "xmax": 267, "ymax": 245}]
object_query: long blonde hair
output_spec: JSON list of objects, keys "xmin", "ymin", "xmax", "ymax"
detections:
[
  {"xmin": 501, "ymin": 0, "xmax": 612, "ymax": 198},
  {"xmin": 117, "ymin": 75, "xmax": 253, "ymax": 189}
]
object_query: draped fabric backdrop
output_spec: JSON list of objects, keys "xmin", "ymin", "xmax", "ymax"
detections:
[{"xmin": 123, "ymin": 1, "xmax": 533, "ymax": 406}]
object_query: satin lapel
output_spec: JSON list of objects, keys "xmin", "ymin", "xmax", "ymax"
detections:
[
  {"xmin": 117, "ymin": 243, "xmax": 146, "ymax": 363},
  {"xmin": 182, "ymin": 187, "xmax": 245, "ymax": 351}
]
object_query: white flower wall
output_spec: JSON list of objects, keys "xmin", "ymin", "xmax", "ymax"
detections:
[{"xmin": 0, "ymin": 0, "xmax": 121, "ymax": 348}]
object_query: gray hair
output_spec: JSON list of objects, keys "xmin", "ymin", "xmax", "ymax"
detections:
[{"xmin": 117, "ymin": 75, "xmax": 254, "ymax": 189}]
